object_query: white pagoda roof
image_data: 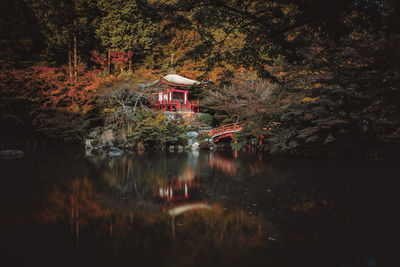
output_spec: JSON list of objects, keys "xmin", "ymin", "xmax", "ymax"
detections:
[{"xmin": 162, "ymin": 74, "xmax": 200, "ymax": 86}]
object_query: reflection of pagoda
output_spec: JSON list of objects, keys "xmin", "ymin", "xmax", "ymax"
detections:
[{"xmin": 149, "ymin": 74, "xmax": 209, "ymax": 113}]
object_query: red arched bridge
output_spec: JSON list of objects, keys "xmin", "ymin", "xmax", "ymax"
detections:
[{"xmin": 208, "ymin": 122, "xmax": 281, "ymax": 142}]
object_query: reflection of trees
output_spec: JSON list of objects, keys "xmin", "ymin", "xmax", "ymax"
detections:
[
  {"xmin": 38, "ymin": 174, "xmax": 277, "ymax": 266},
  {"xmin": 90, "ymin": 152, "xmax": 206, "ymax": 205},
  {"xmin": 208, "ymin": 151, "xmax": 271, "ymax": 178},
  {"xmin": 40, "ymin": 177, "xmax": 116, "ymax": 245},
  {"xmin": 166, "ymin": 204, "xmax": 278, "ymax": 266},
  {"xmin": 93, "ymin": 152, "xmax": 200, "ymax": 199},
  {"xmin": 209, "ymin": 153, "xmax": 237, "ymax": 175},
  {"xmin": 4, "ymin": 149, "xmax": 391, "ymax": 266}
]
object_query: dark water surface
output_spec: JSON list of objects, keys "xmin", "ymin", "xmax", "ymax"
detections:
[{"xmin": 0, "ymin": 147, "xmax": 397, "ymax": 267}]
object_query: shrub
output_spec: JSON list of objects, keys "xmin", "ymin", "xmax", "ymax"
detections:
[
  {"xmin": 197, "ymin": 131, "xmax": 210, "ymax": 141},
  {"xmin": 177, "ymin": 137, "xmax": 188, "ymax": 146},
  {"xmin": 198, "ymin": 113, "xmax": 213, "ymax": 126},
  {"xmin": 199, "ymin": 141, "xmax": 209, "ymax": 150}
]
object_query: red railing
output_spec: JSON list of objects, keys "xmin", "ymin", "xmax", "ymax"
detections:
[
  {"xmin": 152, "ymin": 99, "xmax": 200, "ymax": 113},
  {"xmin": 209, "ymin": 123, "xmax": 243, "ymax": 138},
  {"xmin": 209, "ymin": 122, "xmax": 281, "ymax": 138}
]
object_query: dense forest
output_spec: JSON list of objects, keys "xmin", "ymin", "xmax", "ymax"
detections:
[{"xmin": 1, "ymin": 0, "xmax": 399, "ymax": 159}]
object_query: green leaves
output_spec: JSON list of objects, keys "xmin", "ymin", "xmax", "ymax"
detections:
[
  {"xmin": 129, "ymin": 110, "xmax": 186, "ymax": 149},
  {"xmin": 96, "ymin": 0, "xmax": 160, "ymax": 59}
]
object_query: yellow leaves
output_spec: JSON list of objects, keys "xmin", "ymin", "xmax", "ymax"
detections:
[
  {"xmin": 154, "ymin": 113, "xmax": 166, "ymax": 124},
  {"xmin": 103, "ymin": 107, "xmax": 115, "ymax": 113},
  {"xmin": 301, "ymin": 97, "xmax": 320, "ymax": 103}
]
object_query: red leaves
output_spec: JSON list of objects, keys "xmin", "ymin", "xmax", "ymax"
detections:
[
  {"xmin": 91, "ymin": 51, "xmax": 108, "ymax": 68},
  {"xmin": 110, "ymin": 51, "xmax": 132, "ymax": 64},
  {"xmin": 1, "ymin": 64, "xmax": 108, "ymax": 113},
  {"xmin": 91, "ymin": 50, "xmax": 133, "ymax": 71}
]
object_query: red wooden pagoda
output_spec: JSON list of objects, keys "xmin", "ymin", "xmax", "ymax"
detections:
[{"xmin": 150, "ymin": 74, "xmax": 207, "ymax": 113}]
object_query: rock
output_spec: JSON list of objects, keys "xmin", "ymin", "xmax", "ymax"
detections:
[
  {"xmin": 187, "ymin": 139, "xmax": 193, "ymax": 147},
  {"xmin": 85, "ymin": 139, "xmax": 93, "ymax": 150},
  {"xmin": 109, "ymin": 147, "xmax": 123, "ymax": 158},
  {"xmin": 85, "ymin": 149, "xmax": 93, "ymax": 157},
  {"xmin": 0, "ymin": 150, "xmax": 24, "ymax": 159},
  {"xmin": 102, "ymin": 130, "xmax": 114, "ymax": 144},
  {"xmin": 205, "ymin": 138, "xmax": 214, "ymax": 144},
  {"xmin": 88, "ymin": 128, "xmax": 100, "ymax": 139},
  {"xmin": 191, "ymin": 142, "xmax": 199, "ymax": 151},
  {"xmin": 187, "ymin": 131, "xmax": 199, "ymax": 138}
]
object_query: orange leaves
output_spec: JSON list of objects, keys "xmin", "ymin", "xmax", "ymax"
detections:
[
  {"xmin": 0, "ymin": 64, "xmax": 111, "ymax": 114},
  {"xmin": 301, "ymin": 97, "xmax": 320, "ymax": 103},
  {"xmin": 131, "ymin": 67, "xmax": 161, "ymax": 83}
]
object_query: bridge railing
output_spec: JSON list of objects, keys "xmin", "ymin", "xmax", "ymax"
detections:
[
  {"xmin": 209, "ymin": 122, "xmax": 281, "ymax": 138},
  {"xmin": 209, "ymin": 123, "xmax": 242, "ymax": 137}
]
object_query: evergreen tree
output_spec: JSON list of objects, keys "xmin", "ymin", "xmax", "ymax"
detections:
[
  {"xmin": 25, "ymin": 0, "xmax": 100, "ymax": 63},
  {"xmin": 96, "ymin": 0, "xmax": 160, "ymax": 64}
]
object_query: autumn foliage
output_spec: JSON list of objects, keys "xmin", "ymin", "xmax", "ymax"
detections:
[{"xmin": 0, "ymin": 63, "xmax": 118, "ymax": 142}]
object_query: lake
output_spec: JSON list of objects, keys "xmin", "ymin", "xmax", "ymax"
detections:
[{"xmin": 0, "ymin": 147, "xmax": 397, "ymax": 266}]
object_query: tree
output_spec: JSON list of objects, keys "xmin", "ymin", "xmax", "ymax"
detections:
[
  {"xmin": 25, "ymin": 0, "xmax": 100, "ymax": 63},
  {"xmin": 96, "ymin": 0, "xmax": 160, "ymax": 64},
  {"xmin": 97, "ymin": 82, "xmax": 149, "ymax": 130},
  {"xmin": 204, "ymin": 70, "xmax": 276, "ymax": 124}
]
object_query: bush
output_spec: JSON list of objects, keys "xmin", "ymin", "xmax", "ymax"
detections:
[
  {"xmin": 129, "ymin": 110, "xmax": 186, "ymax": 149},
  {"xmin": 198, "ymin": 113, "xmax": 213, "ymax": 126},
  {"xmin": 199, "ymin": 141, "xmax": 209, "ymax": 150},
  {"xmin": 197, "ymin": 131, "xmax": 210, "ymax": 141},
  {"xmin": 177, "ymin": 137, "xmax": 188, "ymax": 146}
]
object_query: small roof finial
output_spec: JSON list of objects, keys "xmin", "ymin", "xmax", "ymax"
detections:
[{"xmin": 170, "ymin": 53, "xmax": 175, "ymax": 74}]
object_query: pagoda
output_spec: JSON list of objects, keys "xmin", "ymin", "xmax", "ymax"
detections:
[{"xmin": 149, "ymin": 74, "xmax": 208, "ymax": 113}]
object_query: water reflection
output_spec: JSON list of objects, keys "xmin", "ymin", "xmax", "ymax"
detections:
[
  {"xmin": 209, "ymin": 153, "xmax": 238, "ymax": 175},
  {"xmin": 0, "ymin": 149, "xmax": 395, "ymax": 266}
]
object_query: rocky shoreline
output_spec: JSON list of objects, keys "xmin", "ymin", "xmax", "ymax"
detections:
[{"xmin": 84, "ymin": 127, "xmax": 217, "ymax": 158}]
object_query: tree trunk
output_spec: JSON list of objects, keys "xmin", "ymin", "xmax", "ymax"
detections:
[
  {"xmin": 108, "ymin": 49, "xmax": 111, "ymax": 74},
  {"xmin": 68, "ymin": 43, "xmax": 73, "ymax": 80},
  {"xmin": 73, "ymin": 35, "xmax": 77, "ymax": 79}
]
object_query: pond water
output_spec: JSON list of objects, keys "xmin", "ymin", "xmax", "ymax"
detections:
[{"xmin": 0, "ymin": 147, "xmax": 397, "ymax": 267}]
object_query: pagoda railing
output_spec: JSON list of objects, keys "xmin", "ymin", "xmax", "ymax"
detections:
[
  {"xmin": 154, "ymin": 100, "xmax": 199, "ymax": 106},
  {"xmin": 152, "ymin": 99, "xmax": 200, "ymax": 113}
]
